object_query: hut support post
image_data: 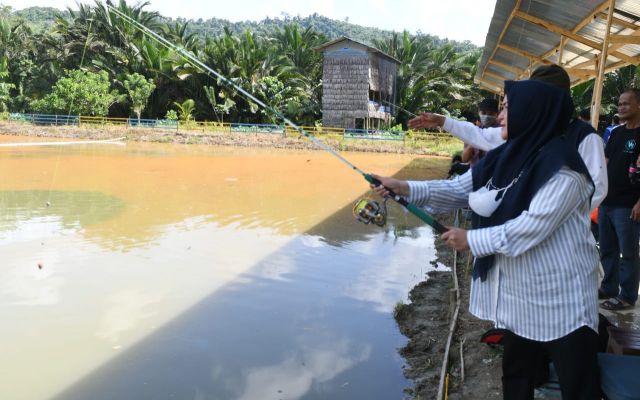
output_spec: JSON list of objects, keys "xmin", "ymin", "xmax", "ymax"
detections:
[{"xmin": 591, "ymin": 0, "xmax": 616, "ymax": 129}]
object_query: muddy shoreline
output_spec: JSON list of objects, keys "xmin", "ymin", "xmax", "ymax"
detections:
[
  {"xmin": 0, "ymin": 121, "xmax": 455, "ymax": 156},
  {"xmin": 395, "ymin": 211, "xmax": 502, "ymax": 399}
]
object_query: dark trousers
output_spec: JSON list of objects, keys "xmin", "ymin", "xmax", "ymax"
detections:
[
  {"xmin": 598, "ymin": 205, "xmax": 640, "ymax": 304},
  {"xmin": 502, "ymin": 326, "xmax": 600, "ymax": 400}
]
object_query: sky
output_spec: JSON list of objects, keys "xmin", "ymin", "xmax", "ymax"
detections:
[{"xmin": 3, "ymin": 0, "xmax": 497, "ymax": 45}]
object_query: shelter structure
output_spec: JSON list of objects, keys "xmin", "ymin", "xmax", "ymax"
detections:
[
  {"xmin": 316, "ymin": 37, "xmax": 400, "ymax": 130},
  {"xmin": 476, "ymin": 0, "xmax": 640, "ymax": 127}
]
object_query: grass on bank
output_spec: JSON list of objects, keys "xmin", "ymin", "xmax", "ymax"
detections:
[{"xmin": 0, "ymin": 115, "xmax": 463, "ymax": 157}]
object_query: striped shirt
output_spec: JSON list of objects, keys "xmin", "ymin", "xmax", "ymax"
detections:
[{"xmin": 407, "ymin": 167, "xmax": 599, "ymax": 341}]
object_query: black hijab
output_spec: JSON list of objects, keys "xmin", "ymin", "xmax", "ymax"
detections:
[{"xmin": 470, "ymin": 80, "xmax": 592, "ymax": 281}]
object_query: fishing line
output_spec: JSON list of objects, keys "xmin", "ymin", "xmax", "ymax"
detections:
[
  {"xmin": 46, "ymin": 18, "xmax": 96, "ymax": 209},
  {"xmin": 106, "ymin": 4, "xmax": 446, "ymax": 233},
  {"xmin": 381, "ymin": 99, "xmax": 418, "ymax": 118}
]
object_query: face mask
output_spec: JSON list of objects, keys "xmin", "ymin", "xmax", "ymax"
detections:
[
  {"xmin": 468, "ymin": 174, "xmax": 521, "ymax": 217},
  {"xmin": 479, "ymin": 114, "xmax": 497, "ymax": 126},
  {"xmin": 468, "ymin": 185, "xmax": 504, "ymax": 217}
]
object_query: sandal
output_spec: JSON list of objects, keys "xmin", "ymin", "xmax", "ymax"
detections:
[
  {"xmin": 600, "ymin": 298, "xmax": 634, "ymax": 311},
  {"xmin": 598, "ymin": 288, "xmax": 612, "ymax": 300}
]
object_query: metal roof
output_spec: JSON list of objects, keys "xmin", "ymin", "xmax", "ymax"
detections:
[
  {"xmin": 314, "ymin": 36, "xmax": 402, "ymax": 65},
  {"xmin": 476, "ymin": 0, "xmax": 640, "ymax": 94}
]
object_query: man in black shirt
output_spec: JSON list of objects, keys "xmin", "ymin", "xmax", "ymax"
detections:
[{"xmin": 599, "ymin": 88, "xmax": 640, "ymax": 310}]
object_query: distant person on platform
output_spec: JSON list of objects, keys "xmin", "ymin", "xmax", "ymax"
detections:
[
  {"xmin": 408, "ymin": 64, "xmax": 607, "ymax": 211},
  {"xmin": 603, "ymin": 114, "xmax": 621, "ymax": 145}
]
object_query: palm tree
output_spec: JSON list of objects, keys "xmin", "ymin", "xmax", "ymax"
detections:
[
  {"xmin": 375, "ymin": 32, "xmax": 481, "ymax": 127},
  {"xmin": 173, "ymin": 98, "xmax": 195, "ymax": 121}
]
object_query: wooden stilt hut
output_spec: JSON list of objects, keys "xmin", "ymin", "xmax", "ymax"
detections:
[{"xmin": 316, "ymin": 37, "xmax": 400, "ymax": 130}]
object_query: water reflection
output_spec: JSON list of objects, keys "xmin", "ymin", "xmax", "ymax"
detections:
[
  {"xmin": 0, "ymin": 137, "xmax": 450, "ymax": 399},
  {"xmin": 237, "ymin": 338, "xmax": 372, "ymax": 400}
]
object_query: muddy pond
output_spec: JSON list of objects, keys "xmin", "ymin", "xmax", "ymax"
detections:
[{"xmin": 0, "ymin": 136, "xmax": 449, "ymax": 399}]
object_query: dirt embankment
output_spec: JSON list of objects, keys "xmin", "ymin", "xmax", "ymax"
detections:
[
  {"xmin": 395, "ymin": 211, "xmax": 503, "ymax": 400},
  {"xmin": 0, "ymin": 121, "xmax": 454, "ymax": 156}
]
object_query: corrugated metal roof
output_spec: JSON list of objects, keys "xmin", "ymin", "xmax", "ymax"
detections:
[
  {"xmin": 476, "ymin": 0, "xmax": 640, "ymax": 94},
  {"xmin": 314, "ymin": 37, "xmax": 401, "ymax": 65}
]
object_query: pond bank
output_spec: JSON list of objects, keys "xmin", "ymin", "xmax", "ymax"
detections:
[
  {"xmin": 0, "ymin": 121, "xmax": 461, "ymax": 156},
  {"xmin": 395, "ymin": 211, "xmax": 503, "ymax": 399}
]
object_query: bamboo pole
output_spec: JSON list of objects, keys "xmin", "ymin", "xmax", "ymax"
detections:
[
  {"xmin": 591, "ymin": 0, "xmax": 616, "ymax": 129},
  {"xmin": 437, "ymin": 209, "xmax": 461, "ymax": 400}
]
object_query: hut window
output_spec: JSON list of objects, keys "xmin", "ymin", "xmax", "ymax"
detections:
[{"xmin": 368, "ymin": 89, "xmax": 380, "ymax": 103}]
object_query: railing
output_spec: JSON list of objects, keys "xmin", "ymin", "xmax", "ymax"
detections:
[
  {"xmin": 9, "ymin": 113, "xmax": 80, "ymax": 126},
  {"xmin": 4, "ymin": 112, "xmax": 456, "ymax": 142},
  {"xmin": 343, "ymin": 128, "xmax": 403, "ymax": 141}
]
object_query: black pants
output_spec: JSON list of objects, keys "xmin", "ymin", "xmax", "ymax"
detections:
[{"xmin": 502, "ymin": 326, "xmax": 600, "ymax": 400}]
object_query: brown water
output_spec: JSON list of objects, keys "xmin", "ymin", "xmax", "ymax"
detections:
[{"xmin": 0, "ymin": 136, "xmax": 449, "ymax": 400}]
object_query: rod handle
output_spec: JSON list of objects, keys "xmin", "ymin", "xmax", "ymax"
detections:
[{"xmin": 363, "ymin": 174, "xmax": 448, "ymax": 234}]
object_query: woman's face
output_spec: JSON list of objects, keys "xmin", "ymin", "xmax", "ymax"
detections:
[{"xmin": 498, "ymin": 96, "xmax": 508, "ymax": 139}]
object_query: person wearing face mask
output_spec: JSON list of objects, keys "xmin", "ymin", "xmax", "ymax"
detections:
[
  {"xmin": 371, "ymin": 80, "xmax": 600, "ymax": 399},
  {"xmin": 407, "ymin": 64, "xmax": 607, "ymax": 212},
  {"xmin": 461, "ymin": 98, "xmax": 500, "ymax": 167}
]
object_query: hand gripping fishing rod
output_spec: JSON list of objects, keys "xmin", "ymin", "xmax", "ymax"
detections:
[{"xmin": 106, "ymin": 5, "xmax": 446, "ymax": 234}]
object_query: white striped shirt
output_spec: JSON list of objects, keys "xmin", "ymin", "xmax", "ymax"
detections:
[{"xmin": 407, "ymin": 168, "xmax": 599, "ymax": 341}]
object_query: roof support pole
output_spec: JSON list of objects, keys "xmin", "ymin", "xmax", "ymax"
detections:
[
  {"xmin": 558, "ymin": 36, "xmax": 566, "ymax": 65},
  {"xmin": 591, "ymin": 0, "xmax": 616, "ymax": 129}
]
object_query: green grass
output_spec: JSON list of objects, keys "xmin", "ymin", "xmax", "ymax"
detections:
[{"xmin": 393, "ymin": 302, "xmax": 411, "ymax": 320}]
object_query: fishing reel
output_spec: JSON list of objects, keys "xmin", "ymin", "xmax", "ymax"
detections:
[{"xmin": 353, "ymin": 198, "xmax": 388, "ymax": 227}]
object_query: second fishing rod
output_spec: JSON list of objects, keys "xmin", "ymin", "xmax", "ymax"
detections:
[{"xmin": 106, "ymin": 5, "xmax": 447, "ymax": 234}]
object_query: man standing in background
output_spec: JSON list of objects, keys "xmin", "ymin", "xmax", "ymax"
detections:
[{"xmin": 599, "ymin": 89, "xmax": 640, "ymax": 311}]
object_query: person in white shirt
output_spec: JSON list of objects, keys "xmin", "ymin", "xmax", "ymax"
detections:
[
  {"xmin": 407, "ymin": 64, "xmax": 607, "ymax": 212},
  {"xmin": 373, "ymin": 80, "xmax": 600, "ymax": 399}
]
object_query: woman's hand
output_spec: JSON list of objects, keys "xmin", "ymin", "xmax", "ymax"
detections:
[
  {"xmin": 407, "ymin": 112, "xmax": 446, "ymax": 130},
  {"xmin": 369, "ymin": 174, "xmax": 410, "ymax": 197},
  {"xmin": 441, "ymin": 227, "xmax": 469, "ymax": 251}
]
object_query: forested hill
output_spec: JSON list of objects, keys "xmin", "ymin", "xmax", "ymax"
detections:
[
  {"xmin": 8, "ymin": 6, "xmax": 477, "ymax": 52},
  {"xmin": 0, "ymin": 1, "xmax": 485, "ymax": 126}
]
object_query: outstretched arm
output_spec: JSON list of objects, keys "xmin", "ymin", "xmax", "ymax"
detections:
[{"xmin": 408, "ymin": 113, "xmax": 504, "ymax": 151}]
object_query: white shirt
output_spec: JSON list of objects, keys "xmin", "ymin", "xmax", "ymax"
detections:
[
  {"xmin": 407, "ymin": 168, "xmax": 599, "ymax": 341},
  {"xmin": 442, "ymin": 118, "xmax": 608, "ymax": 211}
]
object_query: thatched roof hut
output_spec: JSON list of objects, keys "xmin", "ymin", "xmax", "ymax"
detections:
[{"xmin": 316, "ymin": 37, "xmax": 400, "ymax": 130}]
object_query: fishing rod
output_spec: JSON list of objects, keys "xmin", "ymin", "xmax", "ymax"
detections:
[{"xmin": 106, "ymin": 4, "xmax": 446, "ymax": 234}]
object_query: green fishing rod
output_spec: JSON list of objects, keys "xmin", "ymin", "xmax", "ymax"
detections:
[{"xmin": 106, "ymin": 4, "xmax": 447, "ymax": 234}]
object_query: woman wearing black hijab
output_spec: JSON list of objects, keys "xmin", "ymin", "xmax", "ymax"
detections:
[{"xmin": 372, "ymin": 80, "xmax": 600, "ymax": 399}]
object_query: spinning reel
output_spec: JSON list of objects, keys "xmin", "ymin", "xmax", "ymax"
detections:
[{"xmin": 353, "ymin": 198, "xmax": 389, "ymax": 227}]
